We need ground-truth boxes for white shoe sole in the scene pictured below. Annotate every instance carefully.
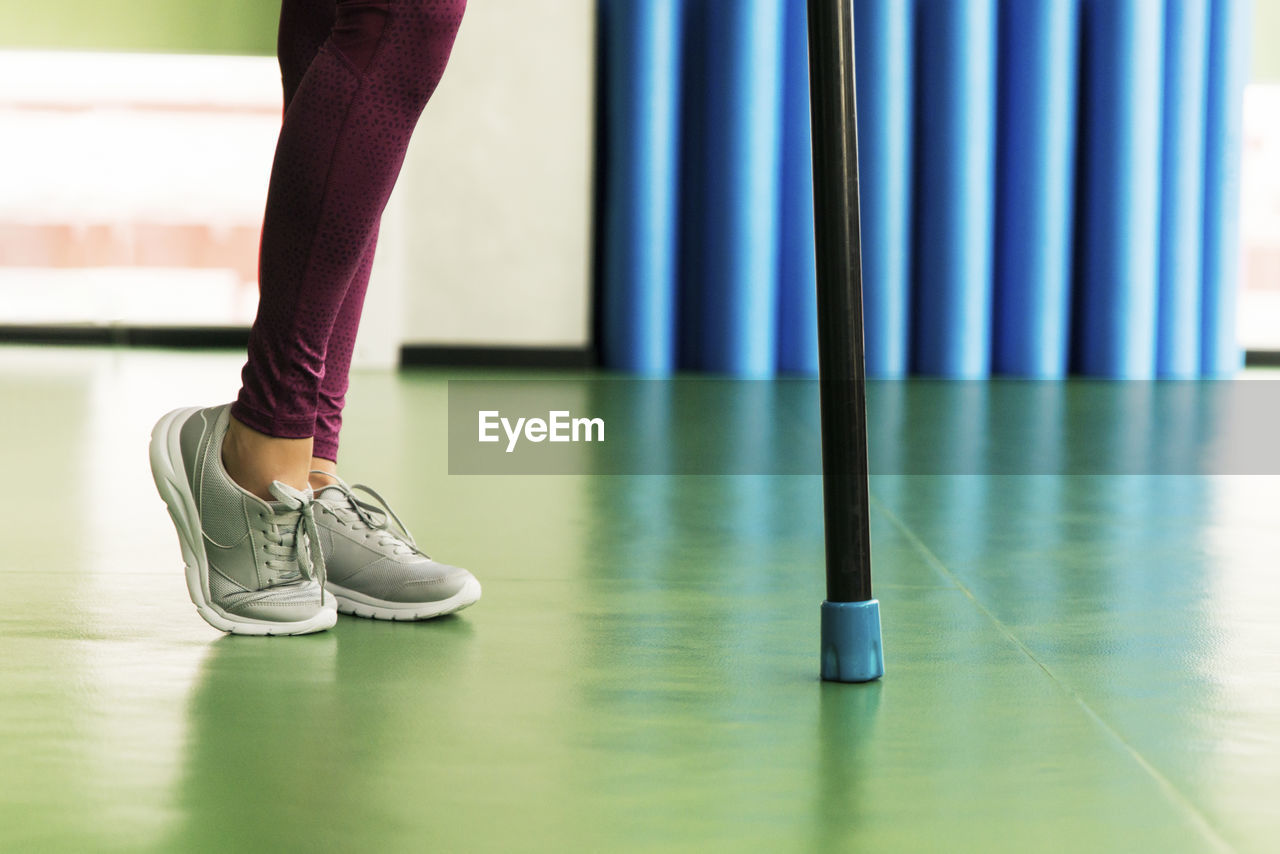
[149,406,338,637]
[328,576,482,621]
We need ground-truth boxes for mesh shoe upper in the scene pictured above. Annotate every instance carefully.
[177,405,328,620]
[313,476,473,605]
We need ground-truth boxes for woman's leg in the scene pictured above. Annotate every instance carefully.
[277,0,377,476]
[310,238,375,468]
[228,0,466,498]
[224,0,339,500]
[279,0,338,109]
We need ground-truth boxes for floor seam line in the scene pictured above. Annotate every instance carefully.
[871,495,1237,854]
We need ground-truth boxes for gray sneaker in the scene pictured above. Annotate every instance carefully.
[149,404,337,636]
[312,475,481,620]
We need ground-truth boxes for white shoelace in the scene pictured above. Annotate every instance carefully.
[264,485,327,602]
[311,471,429,559]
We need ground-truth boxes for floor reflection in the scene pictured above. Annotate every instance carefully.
[158,633,340,852]
[811,681,883,853]
[3,347,1278,851]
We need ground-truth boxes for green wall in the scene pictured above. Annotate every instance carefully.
[0,0,278,56]
[1,0,1276,81]
[1255,0,1280,83]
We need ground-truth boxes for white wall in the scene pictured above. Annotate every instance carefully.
[355,0,597,366]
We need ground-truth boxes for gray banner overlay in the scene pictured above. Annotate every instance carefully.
[447,379,1280,475]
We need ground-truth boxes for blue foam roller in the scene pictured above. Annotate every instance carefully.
[1201,0,1250,377]
[691,0,786,377]
[821,599,884,683]
[776,0,819,376]
[599,0,683,375]
[853,0,913,379]
[994,0,1080,379]
[1076,0,1165,379]
[913,0,997,378]
[1157,0,1210,378]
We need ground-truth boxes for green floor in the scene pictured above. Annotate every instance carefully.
[1,346,1277,852]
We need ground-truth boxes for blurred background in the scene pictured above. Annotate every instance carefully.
[0,0,1272,377]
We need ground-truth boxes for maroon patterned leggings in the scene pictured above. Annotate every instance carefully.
[232,0,466,461]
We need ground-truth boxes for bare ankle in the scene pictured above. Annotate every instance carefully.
[309,458,339,492]
[221,415,313,501]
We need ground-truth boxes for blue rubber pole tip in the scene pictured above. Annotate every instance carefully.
[821,599,884,682]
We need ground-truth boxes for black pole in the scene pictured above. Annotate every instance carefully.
[807,0,883,682]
